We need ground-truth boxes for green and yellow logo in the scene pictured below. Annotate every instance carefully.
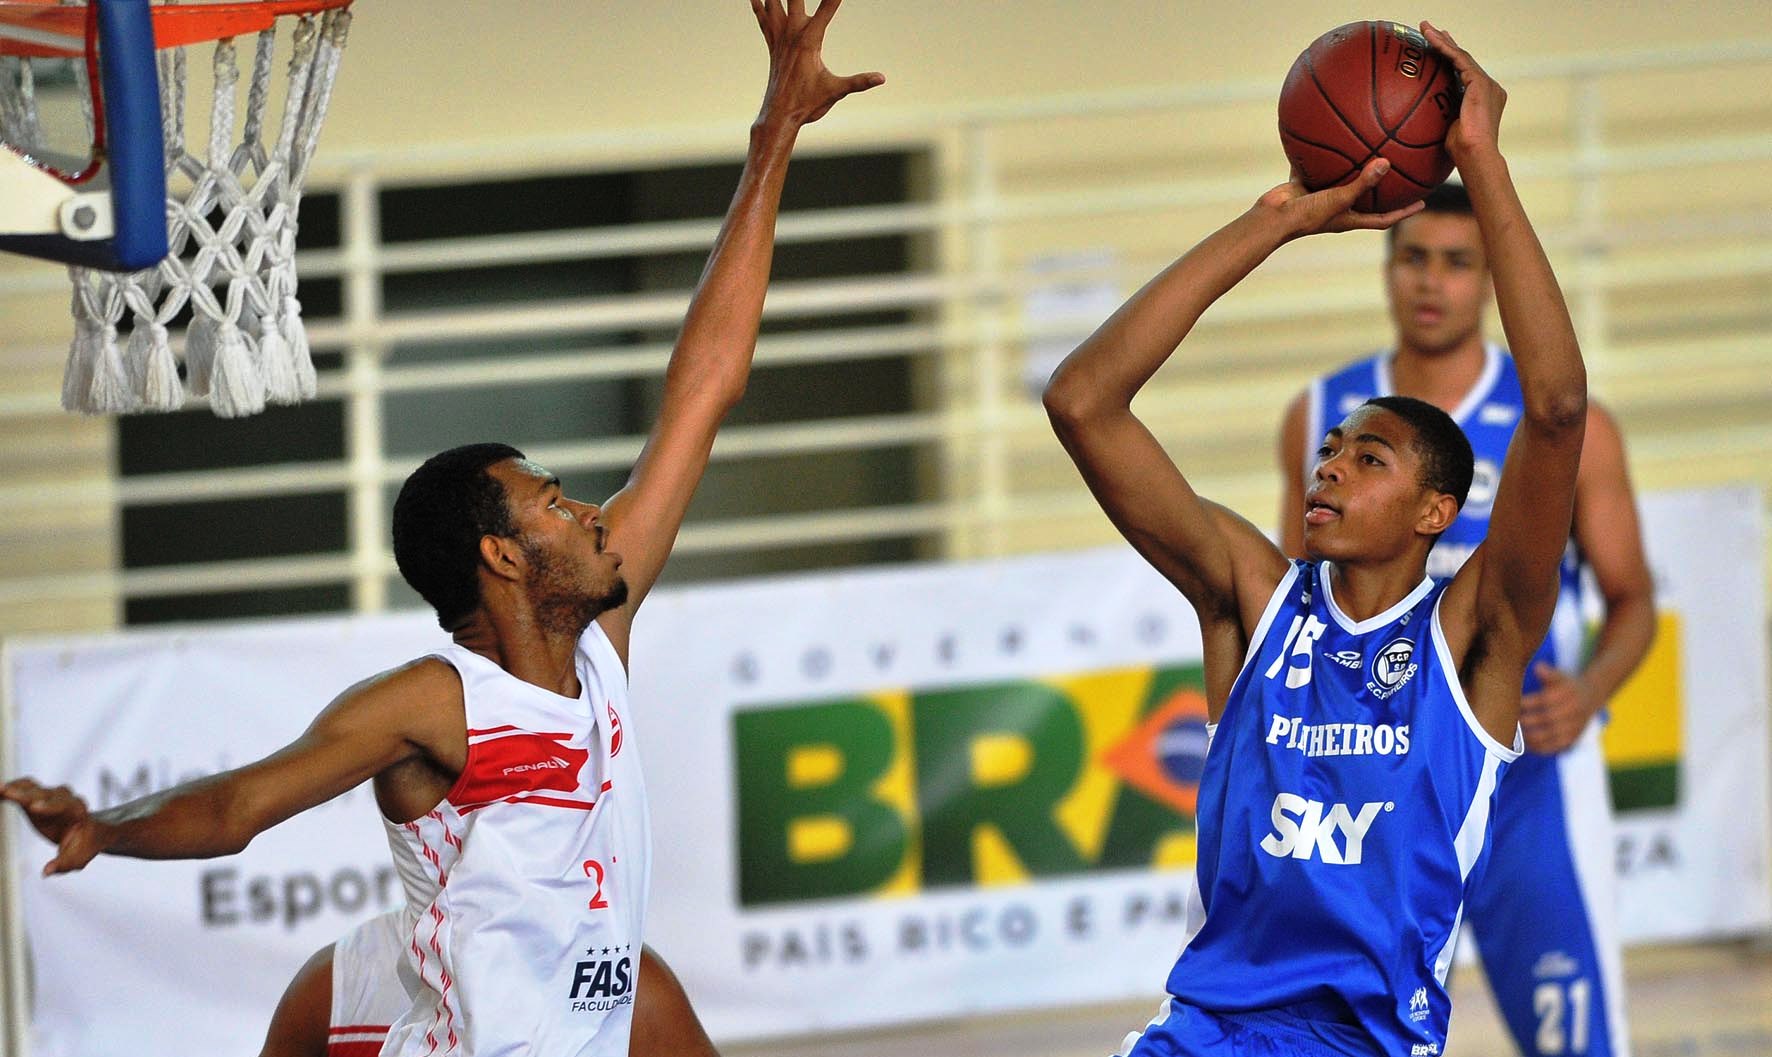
[732,664,1210,907]
[1603,612,1684,812]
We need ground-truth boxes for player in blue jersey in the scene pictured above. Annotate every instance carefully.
[1275,181,1656,1057]
[1045,25,1588,1057]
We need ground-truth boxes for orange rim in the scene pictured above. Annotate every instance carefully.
[0,0,352,58]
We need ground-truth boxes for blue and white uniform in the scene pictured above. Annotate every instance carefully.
[1300,345,1629,1057]
[1120,560,1521,1057]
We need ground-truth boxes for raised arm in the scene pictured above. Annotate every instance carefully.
[1518,402,1656,752]
[1043,161,1418,711]
[594,1,882,650]
[1428,23,1589,738]
[1,660,462,876]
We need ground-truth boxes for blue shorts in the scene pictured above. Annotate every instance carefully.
[1115,1000,1368,1057]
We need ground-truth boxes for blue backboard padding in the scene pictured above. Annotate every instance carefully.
[96,0,167,269]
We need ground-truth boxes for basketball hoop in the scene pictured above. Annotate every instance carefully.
[0,0,353,417]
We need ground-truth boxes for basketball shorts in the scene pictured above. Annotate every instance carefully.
[1114,999,1368,1057]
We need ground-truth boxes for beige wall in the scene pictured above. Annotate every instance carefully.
[333,0,1772,582]
[326,2,1764,151]
[0,1,1769,634]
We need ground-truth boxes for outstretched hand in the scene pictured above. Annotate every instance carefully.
[1,778,109,876]
[1421,22,1505,165]
[1257,158,1425,240]
[751,0,884,129]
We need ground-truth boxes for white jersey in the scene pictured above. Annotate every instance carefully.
[382,623,650,1057]
[329,911,412,1057]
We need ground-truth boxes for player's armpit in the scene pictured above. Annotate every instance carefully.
[225,657,468,842]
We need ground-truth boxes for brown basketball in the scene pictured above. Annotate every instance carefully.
[1278,21,1462,213]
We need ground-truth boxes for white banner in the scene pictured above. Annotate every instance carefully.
[1607,486,1771,939]
[637,544,1216,1039]
[5,487,1768,1053]
[7,618,446,1057]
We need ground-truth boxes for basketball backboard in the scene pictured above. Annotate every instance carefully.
[0,0,352,416]
[0,0,168,271]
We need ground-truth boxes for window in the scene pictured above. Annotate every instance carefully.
[117,149,936,624]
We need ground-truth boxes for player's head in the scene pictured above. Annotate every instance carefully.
[1384,182,1490,357]
[1302,396,1473,564]
[393,444,627,634]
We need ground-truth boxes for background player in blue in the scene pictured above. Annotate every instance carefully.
[1045,24,1589,1057]
[1275,181,1657,1055]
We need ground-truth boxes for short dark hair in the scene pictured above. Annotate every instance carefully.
[1387,181,1473,248]
[393,443,525,630]
[1359,395,1474,510]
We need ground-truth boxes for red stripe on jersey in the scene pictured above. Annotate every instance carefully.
[455,779,613,816]
[426,905,461,1056]
[447,728,591,810]
[467,726,574,741]
[507,794,599,811]
[328,1043,385,1057]
[329,1025,391,1035]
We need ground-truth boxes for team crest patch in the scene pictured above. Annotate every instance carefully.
[1368,638,1418,699]
[607,701,624,756]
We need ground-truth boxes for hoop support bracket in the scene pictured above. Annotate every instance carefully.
[0,147,113,241]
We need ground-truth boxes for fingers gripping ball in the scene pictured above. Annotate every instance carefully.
[1279,21,1462,212]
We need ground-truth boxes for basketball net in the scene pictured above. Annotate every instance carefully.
[3,2,351,417]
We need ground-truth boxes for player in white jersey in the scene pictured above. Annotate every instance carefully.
[1046,26,1592,1055]
[1275,185,1656,1056]
[3,4,881,1055]
[256,913,718,1057]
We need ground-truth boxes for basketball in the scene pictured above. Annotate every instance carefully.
[1278,21,1462,213]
